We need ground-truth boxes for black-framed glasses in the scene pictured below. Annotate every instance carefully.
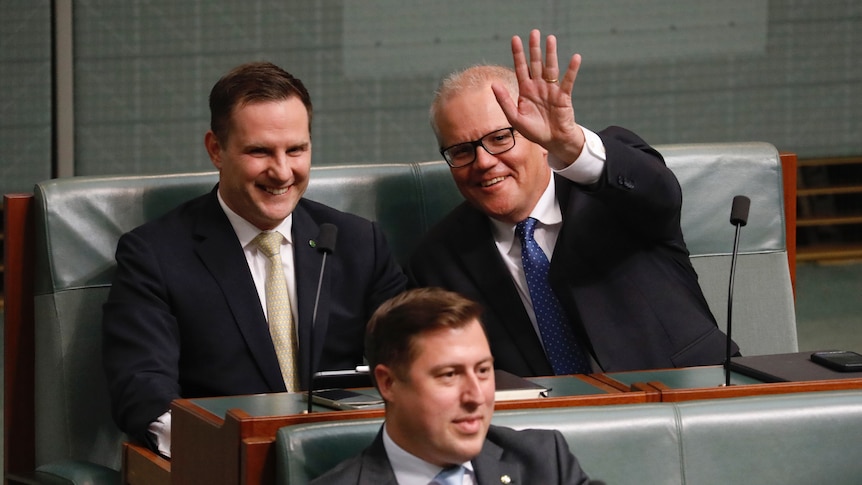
[440,127,517,168]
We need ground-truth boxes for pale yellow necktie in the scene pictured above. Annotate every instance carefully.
[253,231,299,391]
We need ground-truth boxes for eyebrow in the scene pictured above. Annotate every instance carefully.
[430,356,494,373]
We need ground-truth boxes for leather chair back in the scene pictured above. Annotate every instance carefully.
[276,390,862,484]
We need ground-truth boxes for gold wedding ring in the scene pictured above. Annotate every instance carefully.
[543,77,558,83]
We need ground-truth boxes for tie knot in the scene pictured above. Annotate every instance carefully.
[432,465,465,485]
[515,217,538,241]
[254,231,284,258]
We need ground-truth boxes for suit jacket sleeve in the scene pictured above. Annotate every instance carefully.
[102,227,183,445]
[584,125,685,245]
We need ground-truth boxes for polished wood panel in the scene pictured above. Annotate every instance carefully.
[3,194,36,481]
[122,443,170,485]
[779,151,797,295]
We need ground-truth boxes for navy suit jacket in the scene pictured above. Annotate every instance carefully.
[407,127,737,376]
[102,186,406,444]
[311,425,594,485]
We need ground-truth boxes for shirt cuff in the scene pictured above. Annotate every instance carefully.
[550,127,606,185]
[147,410,172,458]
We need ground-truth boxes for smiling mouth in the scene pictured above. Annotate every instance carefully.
[480,176,506,187]
[260,185,289,195]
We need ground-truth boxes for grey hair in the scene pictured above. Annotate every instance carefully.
[429,65,518,137]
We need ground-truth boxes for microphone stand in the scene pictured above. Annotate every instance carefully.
[725,195,750,386]
[307,224,337,413]
[307,253,329,413]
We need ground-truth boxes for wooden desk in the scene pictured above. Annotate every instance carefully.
[597,365,862,402]
[124,365,862,485]
[166,375,636,485]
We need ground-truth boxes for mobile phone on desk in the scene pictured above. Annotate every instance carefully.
[810,350,862,372]
[307,388,384,410]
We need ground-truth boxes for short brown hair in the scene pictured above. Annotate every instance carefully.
[365,288,484,381]
[208,61,313,143]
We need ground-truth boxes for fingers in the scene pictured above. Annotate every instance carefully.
[543,34,559,82]
[560,53,582,93]
[510,35,530,83]
[512,29,561,83]
[528,29,543,81]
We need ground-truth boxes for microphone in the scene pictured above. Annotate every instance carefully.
[724,195,750,386]
[307,223,338,413]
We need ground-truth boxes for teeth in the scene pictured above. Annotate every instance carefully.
[266,187,288,195]
[481,176,506,187]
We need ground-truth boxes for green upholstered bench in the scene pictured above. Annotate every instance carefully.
[3,142,797,483]
[276,390,862,485]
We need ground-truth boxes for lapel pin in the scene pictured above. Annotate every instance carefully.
[309,239,317,248]
[500,475,511,484]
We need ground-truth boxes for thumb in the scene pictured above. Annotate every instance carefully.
[491,82,518,124]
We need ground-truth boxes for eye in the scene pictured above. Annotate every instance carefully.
[287,144,309,156]
[486,130,514,147]
[447,144,473,160]
[436,368,457,381]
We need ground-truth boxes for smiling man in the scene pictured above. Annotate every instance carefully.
[408,30,735,377]
[102,62,406,457]
[313,288,593,485]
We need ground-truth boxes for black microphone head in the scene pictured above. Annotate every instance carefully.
[316,223,338,254]
[730,195,751,227]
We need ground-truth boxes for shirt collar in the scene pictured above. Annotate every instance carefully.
[382,423,473,485]
[217,190,293,248]
[490,172,562,253]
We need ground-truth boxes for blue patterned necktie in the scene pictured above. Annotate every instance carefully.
[515,217,591,375]
[432,465,465,485]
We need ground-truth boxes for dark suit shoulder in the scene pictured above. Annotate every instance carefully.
[483,425,593,485]
[408,201,487,273]
[124,186,219,242]
[485,424,564,448]
[310,453,363,485]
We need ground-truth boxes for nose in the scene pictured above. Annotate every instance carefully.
[267,153,293,183]
[472,144,498,169]
[461,371,488,405]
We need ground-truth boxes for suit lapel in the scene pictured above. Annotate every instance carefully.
[472,437,521,485]
[452,206,551,375]
[192,189,285,391]
[357,430,399,485]
[291,202,330,389]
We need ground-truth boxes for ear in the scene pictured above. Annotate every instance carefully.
[204,131,223,170]
[374,364,397,403]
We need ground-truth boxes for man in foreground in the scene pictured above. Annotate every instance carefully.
[313,288,595,484]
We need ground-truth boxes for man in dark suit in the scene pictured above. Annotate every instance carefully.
[102,62,407,456]
[407,29,736,377]
[313,288,595,485]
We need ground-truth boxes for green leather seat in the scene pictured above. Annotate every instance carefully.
[276,390,862,485]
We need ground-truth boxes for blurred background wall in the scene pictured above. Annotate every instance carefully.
[1,0,859,193]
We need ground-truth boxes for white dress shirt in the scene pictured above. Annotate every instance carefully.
[383,423,475,485]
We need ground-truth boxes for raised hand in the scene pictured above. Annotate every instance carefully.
[491,29,586,164]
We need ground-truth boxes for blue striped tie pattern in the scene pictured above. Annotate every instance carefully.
[254,231,299,391]
[432,465,465,485]
[515,217,591,375]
